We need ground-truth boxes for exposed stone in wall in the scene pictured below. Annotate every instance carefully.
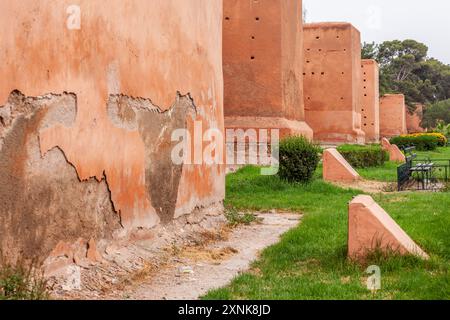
[303,22,365,144]
[360,60,380,142]
[380,94,407,138]
[0,91,120,262]
[406,103,425,133]
[106,93,197,224]
[0,0,225,262]
[223,0,313,139]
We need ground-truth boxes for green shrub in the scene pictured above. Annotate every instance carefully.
[278,136,321,183]
[337,144,388,168]
[0,257,48,300]
[390,134,440,151]
[224,206,259,227]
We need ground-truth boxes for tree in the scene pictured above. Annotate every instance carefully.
[422,99,450,128]
[361,40,450,113]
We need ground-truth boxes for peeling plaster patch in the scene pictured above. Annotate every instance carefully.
[108,93,197,223]
[0,89,202,262]
[0,91,120,263]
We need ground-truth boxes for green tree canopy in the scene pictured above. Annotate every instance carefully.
[422,99,450,128]
[362,40,450,113]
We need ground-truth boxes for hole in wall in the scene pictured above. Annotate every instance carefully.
[251,56,255,60]
[316,36,320,40]
[225,17,230,20]
[255,17,260,21]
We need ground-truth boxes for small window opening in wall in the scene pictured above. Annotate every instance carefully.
[306,60,310,63]
[255,17,260,21]
[316,36,320,40]
[321,72,325,75]
[364,94,367,97]
[364,86,367,89]
[303,73,306,76]
[307,97,311,100]
[364,123,367,126]
[336,35,340,39]
[341,72,345,75]
[318,48,322,52]
[362,109,365,112]
[340,97,344,100]
[225,17,230,21]
[363,79,366,82]
[307,48,311,51]
[251,56,255,60]
[251,36,255,40]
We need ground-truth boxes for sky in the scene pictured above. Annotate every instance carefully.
[303,0,450,64]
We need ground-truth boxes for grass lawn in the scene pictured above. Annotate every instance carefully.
[355,161,399,182]
[416,146,450,159]
[202,166,450,300]
[351,147,450,182]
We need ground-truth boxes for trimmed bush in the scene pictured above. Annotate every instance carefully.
[390,133,445,151]
[337,144,388,168]
[278,136,321,183]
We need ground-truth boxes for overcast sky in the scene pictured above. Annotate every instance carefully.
[303,0,450,64]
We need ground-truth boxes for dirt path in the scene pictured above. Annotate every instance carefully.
[333,179,393,193]
[121,212,302,300]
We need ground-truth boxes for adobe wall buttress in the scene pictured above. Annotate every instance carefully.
[303,22,365,144]
[380,94,407,138]
[406,103,425,133]
[223,0,313,139]
[0,0,225,261]
[360,59,380,142]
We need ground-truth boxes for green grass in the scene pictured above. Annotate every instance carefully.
[356,161,399,182]
[202,166,450,300]
[354,147,450,183]
[416,147,450,161]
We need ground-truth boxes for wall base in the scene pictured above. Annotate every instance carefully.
[225,116,313,140]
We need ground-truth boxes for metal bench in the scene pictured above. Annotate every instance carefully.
[397,146,437,191]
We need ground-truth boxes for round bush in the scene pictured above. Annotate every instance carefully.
[390,133,442,151]
[278,136,321,183]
